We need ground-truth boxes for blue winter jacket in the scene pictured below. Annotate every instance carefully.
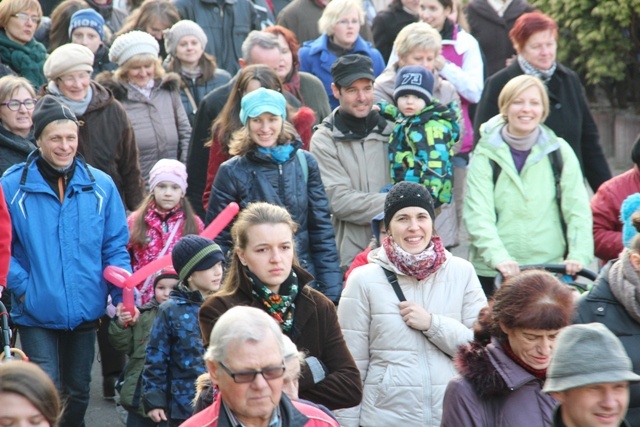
[299,34,386,109]
[1,153,130,329]
[205,141,343,302]
[177,69,232,126]
[142,285,206,423]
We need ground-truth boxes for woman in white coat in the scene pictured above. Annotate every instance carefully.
[337,181,487,427]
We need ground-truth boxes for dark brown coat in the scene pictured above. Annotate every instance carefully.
[198,266,363,410]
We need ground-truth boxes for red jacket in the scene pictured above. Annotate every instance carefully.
[591,165,640,262]
[180,392,339,427]
[0,186,10,288]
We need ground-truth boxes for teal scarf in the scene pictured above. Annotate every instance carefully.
[0,31,46,89]
[257,144,294,164]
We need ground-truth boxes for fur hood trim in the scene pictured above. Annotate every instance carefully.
[454,339,509,398]
[94,70,182,102]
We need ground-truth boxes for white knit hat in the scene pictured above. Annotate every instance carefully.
[44,44,94,81]
[163,20,207,57]
[109,30,159,66]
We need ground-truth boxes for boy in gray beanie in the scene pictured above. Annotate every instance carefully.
[543,323,640,427]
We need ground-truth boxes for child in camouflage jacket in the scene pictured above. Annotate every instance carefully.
[378,66,460,207]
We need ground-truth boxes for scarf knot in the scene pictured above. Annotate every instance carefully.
[517,55,557,84]
[382,235,446,280]
[248,269,299,333]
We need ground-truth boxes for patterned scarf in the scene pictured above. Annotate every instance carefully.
[257,143,294,164]
[517,54,557,84]
[248,269,299,333]
[608,250,640,324]
[382,235,446,281]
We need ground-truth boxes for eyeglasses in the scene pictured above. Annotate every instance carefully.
[59,72,92,85]
[218,361,286,383]
[336,18,360,26]
[12,13,41,24]
[1,98,37,111]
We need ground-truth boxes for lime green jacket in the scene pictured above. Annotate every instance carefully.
[464,115,593,277]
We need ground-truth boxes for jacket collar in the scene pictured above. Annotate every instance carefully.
[19,150,95,191]
[305,33,370,56]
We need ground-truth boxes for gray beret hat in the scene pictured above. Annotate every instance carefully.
[543,323,640,393]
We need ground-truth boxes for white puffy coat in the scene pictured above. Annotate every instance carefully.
[336,247,487,426]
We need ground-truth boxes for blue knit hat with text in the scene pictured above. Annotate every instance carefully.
[69,8,105,40]
[394,65,435,105]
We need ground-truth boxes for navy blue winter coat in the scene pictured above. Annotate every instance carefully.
[205,140,343,302]
[142,285,206,423]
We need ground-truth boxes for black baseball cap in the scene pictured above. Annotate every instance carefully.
[330,54,375,87]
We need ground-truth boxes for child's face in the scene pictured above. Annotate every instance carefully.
[154,278,178,304]
[397,94,427,116]
[187,262,224,296]
[152,181,183,212]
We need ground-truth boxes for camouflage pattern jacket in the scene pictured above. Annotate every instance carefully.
[142,284,206,423]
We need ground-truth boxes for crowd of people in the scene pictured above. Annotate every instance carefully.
[0,0,638,426]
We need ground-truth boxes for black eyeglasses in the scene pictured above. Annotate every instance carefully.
[1,99,37,111]
[218,361,286,383]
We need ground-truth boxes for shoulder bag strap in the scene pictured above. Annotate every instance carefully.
[381,267,406,302]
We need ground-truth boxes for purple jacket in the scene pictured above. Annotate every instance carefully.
[441,337,556,426]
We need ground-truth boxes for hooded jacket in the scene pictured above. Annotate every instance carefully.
[441,337,556,426]
[142,285,207,422]
[2,154,130,329]
[464,115,593,277]
[336,248,486,426]
[46,81,145,211]
[97,71,191,183]
[0,123,36,175]
[206,140,342,302]
[199,266,363,410]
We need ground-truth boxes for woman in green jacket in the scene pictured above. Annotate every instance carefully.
[464,75,593,297]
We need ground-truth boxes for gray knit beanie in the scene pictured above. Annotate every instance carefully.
[109,30,159,66]
[543,323,640,393]
[163,20,207,57]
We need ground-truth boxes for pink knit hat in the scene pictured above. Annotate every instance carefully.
[149,159,188,194]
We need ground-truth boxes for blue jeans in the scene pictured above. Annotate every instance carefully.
[19,326,97,427]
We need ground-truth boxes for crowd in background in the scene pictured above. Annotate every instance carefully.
[0,0,639,425]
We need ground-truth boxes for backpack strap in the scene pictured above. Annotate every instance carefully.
[549,148,567,252]
[296,149,308,183]
[381,267,406,302]
[489,158,501,186]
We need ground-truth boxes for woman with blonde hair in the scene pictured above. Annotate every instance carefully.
[205,88,342,303]
[298,0,385,109]
[199,201,361,409]
[0,0,46,88]
[0,75,37,174]
[99,30,191,183]
[464,74,593,297]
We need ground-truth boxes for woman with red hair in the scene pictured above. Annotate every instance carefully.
[473,11,611,192]
[441,269,575,426]
[263,25,331,124]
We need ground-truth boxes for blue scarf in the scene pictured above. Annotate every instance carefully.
[257,144,294,164]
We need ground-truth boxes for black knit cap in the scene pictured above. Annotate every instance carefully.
[153,268,179,289]
[171,235,225,281]
[33,95,79,140]
[384,181,436,228]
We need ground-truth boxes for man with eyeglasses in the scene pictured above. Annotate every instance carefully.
[0,95,132,427]
[182,306,340,427]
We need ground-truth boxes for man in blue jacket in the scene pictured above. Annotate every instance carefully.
[0,95,132,427]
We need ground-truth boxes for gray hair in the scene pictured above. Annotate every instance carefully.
[241,31,280,63]
[204,306,285,363]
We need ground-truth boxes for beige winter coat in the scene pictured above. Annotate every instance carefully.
[310,110,394,270]
[98,72,191,183]
[336,248,487,427]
